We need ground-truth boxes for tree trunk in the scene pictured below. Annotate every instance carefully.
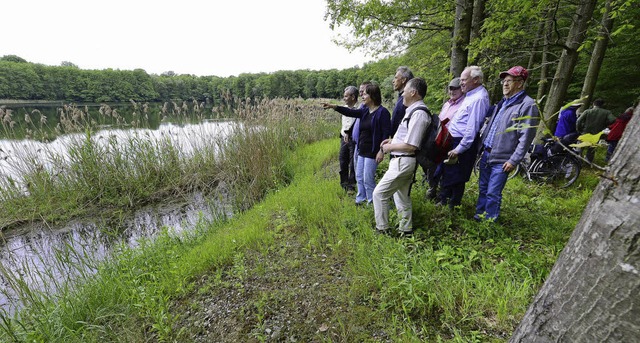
[470,0,486,41]
[527,20,545,71]
[580,0,615,112]
[536,8,555,103]
[511,105,640,342]
[541,0,598,135]
[450,0,474,76]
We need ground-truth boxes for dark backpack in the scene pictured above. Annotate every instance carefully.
[404,105,447,166]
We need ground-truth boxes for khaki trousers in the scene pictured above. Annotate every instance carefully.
[373,156,416,232]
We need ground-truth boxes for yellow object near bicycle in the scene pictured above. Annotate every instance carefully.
[571,133,602,148]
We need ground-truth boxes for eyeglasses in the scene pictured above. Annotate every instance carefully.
[449,87,461,91]
[500,79,523,85]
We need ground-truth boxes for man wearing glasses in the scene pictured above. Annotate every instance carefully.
[474,66,539,221]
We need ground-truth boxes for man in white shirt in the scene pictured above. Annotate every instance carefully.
[339,86,358,191]
[439,66,490,209]
[374,78,430,236]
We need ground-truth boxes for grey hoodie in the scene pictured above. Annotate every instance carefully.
[479,92,539,166]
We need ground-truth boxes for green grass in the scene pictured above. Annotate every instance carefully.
[0,136,597,342]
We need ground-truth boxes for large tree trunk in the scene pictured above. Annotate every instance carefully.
[450,0,474,76]
[541,0,598,135]
[511,105,640,342]
[580,0,615,112]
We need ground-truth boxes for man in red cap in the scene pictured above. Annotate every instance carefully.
[474,66,539,221]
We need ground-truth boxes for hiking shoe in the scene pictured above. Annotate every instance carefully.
[375,229,390,236]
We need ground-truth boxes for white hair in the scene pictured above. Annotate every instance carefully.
[344,86,358,99]
[465,66,484,84]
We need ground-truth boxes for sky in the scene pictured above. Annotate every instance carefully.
[3,0,370,77]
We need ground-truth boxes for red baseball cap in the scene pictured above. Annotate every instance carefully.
[499,66,528,81]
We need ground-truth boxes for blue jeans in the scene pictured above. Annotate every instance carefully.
[475,151,510,220]
[606,140,618,162]
[355,154,378,203]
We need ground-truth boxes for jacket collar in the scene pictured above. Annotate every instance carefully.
[498,90,527,108]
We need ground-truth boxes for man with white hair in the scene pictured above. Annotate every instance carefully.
[438,66,490,209]
[390,66,414,137]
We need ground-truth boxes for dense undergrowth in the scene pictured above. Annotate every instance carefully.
[0,134,600,342]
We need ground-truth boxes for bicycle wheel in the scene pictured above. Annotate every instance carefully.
[536,154,581,188]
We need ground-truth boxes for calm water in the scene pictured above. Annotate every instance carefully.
[0,119,234,191]
[0,100,229,140]
[0,116,236,314]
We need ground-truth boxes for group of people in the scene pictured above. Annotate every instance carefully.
[324,64,633,236]
[555,98,635,163]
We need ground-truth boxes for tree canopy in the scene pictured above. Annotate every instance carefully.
[326,0,640,115]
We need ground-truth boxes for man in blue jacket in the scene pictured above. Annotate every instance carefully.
[474,66,539,221]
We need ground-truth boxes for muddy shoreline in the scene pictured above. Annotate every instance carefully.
[0,188,234,313]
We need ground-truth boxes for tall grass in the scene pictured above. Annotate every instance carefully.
[0,97,335,229]
[0,139,338,342]
[0,108,597,341]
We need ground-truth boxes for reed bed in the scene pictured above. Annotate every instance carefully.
[0,97,336,230]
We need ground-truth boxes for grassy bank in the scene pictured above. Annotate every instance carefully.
[0,137,598,342]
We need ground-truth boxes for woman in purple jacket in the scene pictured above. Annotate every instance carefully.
[324,83,392,204]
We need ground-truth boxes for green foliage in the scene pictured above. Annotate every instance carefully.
[571,2,640,113]
[325,0,454,56]
[0,133,597,341]
[325,0,639,120]
[0,55,28,63]
[0,61,373,104]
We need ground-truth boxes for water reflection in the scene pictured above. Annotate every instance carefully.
[0,190,232,314]
[0,120,236,314]
[0,101,220,141]
[0,119,237,192]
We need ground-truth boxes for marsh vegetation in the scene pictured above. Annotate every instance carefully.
[0,96,601,341]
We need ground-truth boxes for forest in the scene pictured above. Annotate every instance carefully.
[0,55,390,107]
[2,0,639,121]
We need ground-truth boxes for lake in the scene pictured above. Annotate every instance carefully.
[0,101,236,314]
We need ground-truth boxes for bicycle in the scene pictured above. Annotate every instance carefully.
[474,138,582,188]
